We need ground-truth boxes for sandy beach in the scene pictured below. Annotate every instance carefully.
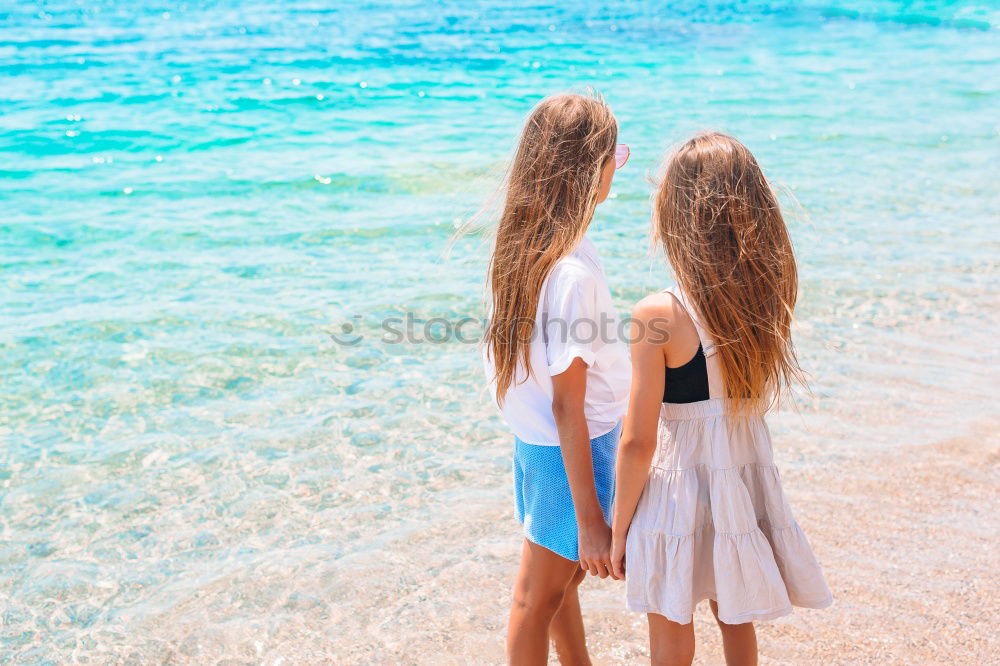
[579,419,1000,665]
[4,4,998,663]
[331,416,999,665]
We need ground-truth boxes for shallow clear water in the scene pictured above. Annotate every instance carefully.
[1,1,998,662]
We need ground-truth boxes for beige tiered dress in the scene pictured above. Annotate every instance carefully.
[625,287,832,624]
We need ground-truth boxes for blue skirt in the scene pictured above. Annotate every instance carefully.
[512,422,621,562]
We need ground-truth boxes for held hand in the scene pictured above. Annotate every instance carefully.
[577,519,613,579]
[609,533,626,581]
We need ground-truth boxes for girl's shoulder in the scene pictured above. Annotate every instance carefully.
[631,289,682,320]
[630,289,696,340]
[545,254,600,295]
[550,252,595,280]
[540,253,606,318]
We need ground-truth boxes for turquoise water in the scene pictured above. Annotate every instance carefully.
[2,1,998,662]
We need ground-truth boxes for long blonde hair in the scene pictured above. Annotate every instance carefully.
[654,132,803,413]
[484,93,618,402]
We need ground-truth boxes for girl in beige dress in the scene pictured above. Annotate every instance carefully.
[610,132,832,665]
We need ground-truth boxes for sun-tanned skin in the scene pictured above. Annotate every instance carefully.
[611,292,758,666]
[506,157,616,666]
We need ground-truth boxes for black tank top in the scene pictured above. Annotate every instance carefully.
[663,344,710,404]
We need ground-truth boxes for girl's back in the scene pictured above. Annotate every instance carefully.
[625,282,831,624]
[611,133,832,661]
[479,93,631,664]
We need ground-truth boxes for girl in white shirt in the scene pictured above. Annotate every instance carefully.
[482,93,631,665]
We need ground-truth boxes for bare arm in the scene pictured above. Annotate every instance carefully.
[552,357,613,578]
[610,299,668,580]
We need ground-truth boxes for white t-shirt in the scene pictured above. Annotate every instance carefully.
[483,236,631,445]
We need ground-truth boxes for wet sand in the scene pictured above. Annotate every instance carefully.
[336,417,998,664]
[579,419,1000,665]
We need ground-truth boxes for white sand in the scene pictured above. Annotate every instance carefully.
[332,418,998,664]
[131,419,998,664]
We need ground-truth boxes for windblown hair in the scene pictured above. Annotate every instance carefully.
[654,132,804,413]
[484,93,618,402]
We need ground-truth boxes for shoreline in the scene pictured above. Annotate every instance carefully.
[48,410,998,664]
[328,416,999,664]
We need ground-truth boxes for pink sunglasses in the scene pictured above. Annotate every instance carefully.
[614,144,630,169]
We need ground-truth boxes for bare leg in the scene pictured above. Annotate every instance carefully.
[709,600,758,666]
[549,568,591,665]
[647,613,695,666]
[508,539,585,665]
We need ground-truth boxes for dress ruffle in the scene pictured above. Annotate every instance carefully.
[625,402,832,624]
